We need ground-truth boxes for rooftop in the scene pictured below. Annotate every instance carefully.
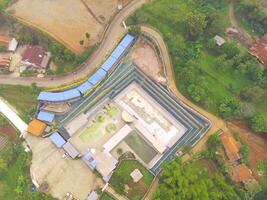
[249,35,267,66]
[22,45,50,68]
[232,164,253,183]
[27,119,46,136]
[220,134,241,163]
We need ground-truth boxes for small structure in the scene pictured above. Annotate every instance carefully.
[226,27,239,35]
[220,134,241,163]
[50,132,66,148]
[27,119,47,136]
[0,36,18,52]
[121,110,135,123]
[21,45,51,72]
[0,57,11,71]
[231,164,258,190]
[249,35,267,67]
[130,169,143,183]
[214,35,226,46]
[37,111,55,124]
[62,142,80,159]
[87,191,99,200]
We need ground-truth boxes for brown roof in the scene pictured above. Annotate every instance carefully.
[220,134,241,162]
[0,36,11,47]
[22,46,48,68]
[249,35,267,66]
[27,119,46,136]
[232,164,253,183]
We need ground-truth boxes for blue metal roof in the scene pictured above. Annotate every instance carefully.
[37,111,55,123]
[50,132,66,148]
[88,68,107,85]
[110,45,126,59]
[38,89,81,102]
[77,81,94,94]
[101,56,117,72]
[119,34,135,48]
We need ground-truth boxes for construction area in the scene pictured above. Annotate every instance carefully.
[8,0,132,53]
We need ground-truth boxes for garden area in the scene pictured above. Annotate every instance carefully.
[127,0,267,132]
[99,192,115,200]
[0,134,56,200]
[109,160,154,200]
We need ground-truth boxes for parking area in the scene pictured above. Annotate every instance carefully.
[26,135,103,200]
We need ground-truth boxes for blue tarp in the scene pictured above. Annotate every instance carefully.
[110,45,126,59]
[38,89,81,102]
[77,81,93,94]
[101,56,117,72]
[37,111,55,123]
[50,132,66,148]
[88,68,107,85]
[119,34,135,48]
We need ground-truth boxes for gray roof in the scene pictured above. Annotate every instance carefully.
[63,142,80,159]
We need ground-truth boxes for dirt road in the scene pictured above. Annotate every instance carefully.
[229,0,255,46]
[140,26,228,153]
[0,0,146,87]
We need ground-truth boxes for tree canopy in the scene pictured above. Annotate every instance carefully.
[153,158,242,200]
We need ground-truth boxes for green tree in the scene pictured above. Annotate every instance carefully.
[250,114,267,133]
[219,97,241,119]
[184,12,207,39]
[85,32,90,39]
[79,40,84,46]
[153,158,242,200]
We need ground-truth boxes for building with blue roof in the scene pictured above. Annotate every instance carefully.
[77,81,94,94]
[110,45,126,59]
[37,111,55,123]
[38,89,81,102]
[119,34,135,48]
[101,56,117,72]
[88,68,107,85]
[50,132,66,148]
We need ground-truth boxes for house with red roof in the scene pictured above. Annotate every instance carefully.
[249,35,267,67]
[21,45,51,73]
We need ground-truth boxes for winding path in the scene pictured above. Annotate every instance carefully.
[0,0,146,87]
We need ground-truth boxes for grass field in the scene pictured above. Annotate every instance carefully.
[124,131,157,164]
[0,84,40,123]
[110,160,154,200]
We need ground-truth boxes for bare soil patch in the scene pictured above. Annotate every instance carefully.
[130,39,164,82]
[0,124,17,141]
[199,158,218,176]
[9,0,107,53]
[227,120,267,183]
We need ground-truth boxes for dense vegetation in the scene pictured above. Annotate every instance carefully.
[128,0,267,132]
[0,84,40,122]
[0,0,11,11]
[0,139,57,200]
[236,0,267,36]
[153,158,244,200]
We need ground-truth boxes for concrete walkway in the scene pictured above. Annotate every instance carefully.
[0,98,27,137]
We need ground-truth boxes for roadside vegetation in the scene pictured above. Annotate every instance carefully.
[99,192,115,200]
[110,160,154,200]
[127,0,267,132]
[0,83,40,122]
[236,0,267,36]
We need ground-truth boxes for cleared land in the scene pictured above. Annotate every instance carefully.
[130,39,164,82]
[8,0,120,53]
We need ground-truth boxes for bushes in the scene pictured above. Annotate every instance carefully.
[250,114,267,133]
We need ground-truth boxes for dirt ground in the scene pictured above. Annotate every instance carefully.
[227,120,267,183]
[8,0,117,53]
[25,135,104,199]
[0,124,17,141]
[130,39,165,83]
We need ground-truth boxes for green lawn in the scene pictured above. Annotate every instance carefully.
[100,193,115,200]
[110,160,154,200]
[0,84,40,123]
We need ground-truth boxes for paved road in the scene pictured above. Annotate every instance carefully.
[0,0,146,87]
[140,26,229,153]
